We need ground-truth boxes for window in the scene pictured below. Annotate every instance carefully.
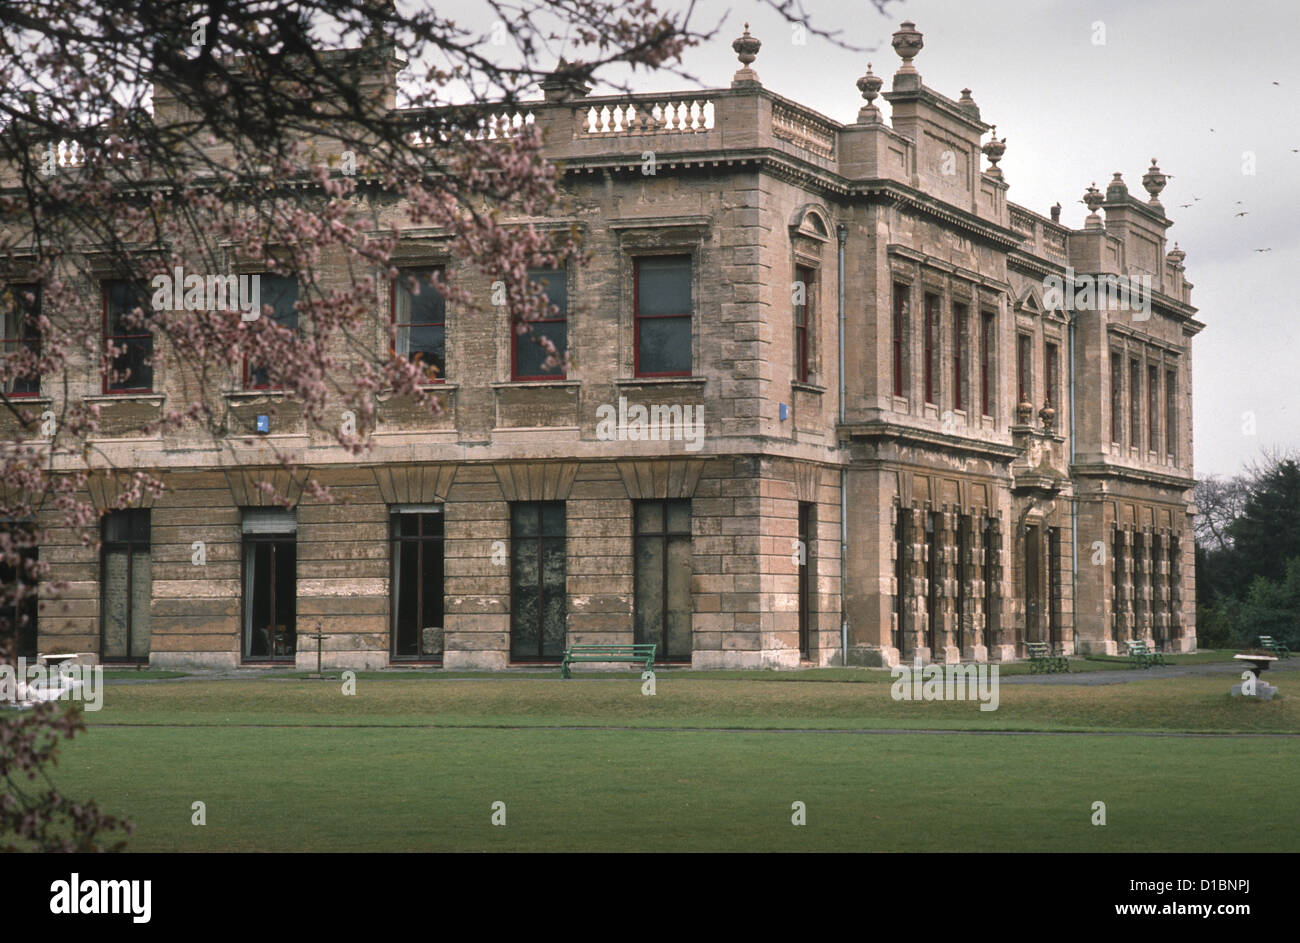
[1165,369,1177,460]
[955,514,969,652]
[893,508,907,653]
[983,516,998,649]
[980,311,994,416]
[246,275,298,389]
[925,511,939,651]
[101,509,151,661]
[1,531,38,659]
[103,279,152,392]
[513,268,567,381]
[635,256,691,377]
[1129,358,1141,448]
[1016,333,1032,406]
[1147,363,1159,452]
[923,294,939,405]
[1110,352,1123,444]
[797,502,814,658]
[1048,526,1062,646]
[892,284,909,398]
[510,502,566,661]
[634,499,691,661]
[242,508,296,660]
[393,266,446,383]
[953,302,968,412]
[3,283,40,396]
[793,266,814,383]
[1044,342,1059,410]
[390,507,444,661]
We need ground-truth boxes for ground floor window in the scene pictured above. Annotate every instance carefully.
[242,508,296,660]
[634,499,692,661]
[797,502,813,658]
[101,509,151,661]
[510,501,566,661]
[391,506,444,661]
[1,542,38,659]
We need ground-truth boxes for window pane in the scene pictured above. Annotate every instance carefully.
[421,536,444,654]
[394,539,419,656]
[512,503,538,538]
[514,321,566,378]
[407,322,445,377]
[634,535,664,648]
[102,545,130,658]
[637,257,691,315]
[273,540,296,656]
[665,534,693,657]
[398,269,445,325]
[541,502,566,536]
[666,499,691,534]
[637,317,691,375]
[529,268,567,313]
[129,547,151,658]
[106,280,149,334]
[261,275,299,330]
[635,501,662,534]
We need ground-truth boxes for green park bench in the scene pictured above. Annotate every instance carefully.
[1258,636,1291,659]
[561,643,657,679]
[1125,638,1166,668]
[1025,641,1068,674]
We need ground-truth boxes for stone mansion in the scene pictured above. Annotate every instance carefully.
[1,21,1200,669]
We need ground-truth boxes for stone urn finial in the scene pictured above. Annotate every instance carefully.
[732,23,761,85]
[957,87,980,120]
[1039,402,1057,432]
[1142,157,1168,207]
[1106,171,1128,201]
[891,21,924,74]
[856,63,884,123]
[1082,181,1104,228]
[982,125,1006,177]
[1016,399,1034,425]
[1167,242,1186,266]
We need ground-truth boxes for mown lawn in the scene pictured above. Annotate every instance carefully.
[34,666,1299,852]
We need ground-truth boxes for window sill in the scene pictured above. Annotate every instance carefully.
[617,377,707,387]
[791,381,826,394]
[225,389,287,401]
[491,380,578,389]
[85,392,164,405]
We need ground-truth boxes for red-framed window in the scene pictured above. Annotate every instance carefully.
[980,310,994,416]
[1016,332,1032,406]
[634,256,691,378]
[793,265,814,383]
[1147,362,1159,452]
[953,302,968,412]
[103,279,153,393]
[1110,351,1123,444]
[923,293,939,405]
[892,284,908,398]
[245,275,298,390]
[513,268,567,381]
[392,266,446,383]
[3,283,41,397]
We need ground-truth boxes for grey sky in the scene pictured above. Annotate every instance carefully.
[432,0,1300,479]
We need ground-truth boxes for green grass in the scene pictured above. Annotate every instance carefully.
[53,726,1300,852]
[30,666,1299,852]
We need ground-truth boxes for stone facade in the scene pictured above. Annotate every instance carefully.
[3,21,1200,669]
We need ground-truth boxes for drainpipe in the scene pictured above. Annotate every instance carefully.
[837,222,848,666]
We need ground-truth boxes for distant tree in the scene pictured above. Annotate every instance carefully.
[1225,458,1300,587]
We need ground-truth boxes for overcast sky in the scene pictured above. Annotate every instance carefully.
[439,0,1299,479]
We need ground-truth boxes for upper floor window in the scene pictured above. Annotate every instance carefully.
[394,266,446,383]
[892,284,909,398]
[635,256,691,377]
[103,279,152,393]
[953,302,968,412]
[1129,358,1141,448]
[3,283,40,397]
[513,268,567,381]
[246,275,298,390]
[979,310,994,416]
[1110,351,1123,444]
[923,293,939,405]
[793,265,814,384]
[1165,369,1177,460]
[1044,341,1059,410]
[1147,362,1159,452]
[1016,332,1032,407]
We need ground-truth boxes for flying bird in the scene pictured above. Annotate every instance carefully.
[1235,211,1250,217]
[1179,202,1193,208]
[1255,248,1272,252]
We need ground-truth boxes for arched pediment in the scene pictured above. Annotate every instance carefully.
[789,204,833,242]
